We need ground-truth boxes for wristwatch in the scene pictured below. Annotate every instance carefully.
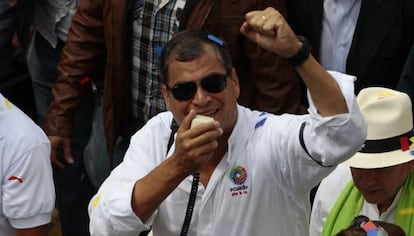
[286,36,312,67]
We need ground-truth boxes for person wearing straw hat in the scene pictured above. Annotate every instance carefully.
[310,87,414,236]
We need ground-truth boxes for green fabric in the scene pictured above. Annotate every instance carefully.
[321,180,363,236]
[322,173,414,236]
[394,172,414,234]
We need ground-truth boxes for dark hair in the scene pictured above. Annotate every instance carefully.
[159,30,233,84]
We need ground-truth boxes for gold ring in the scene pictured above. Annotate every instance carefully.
[261,15,267,20]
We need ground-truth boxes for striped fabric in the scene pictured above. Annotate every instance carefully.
[130,0,186,126]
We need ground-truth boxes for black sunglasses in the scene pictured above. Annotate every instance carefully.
[166,73,230,101]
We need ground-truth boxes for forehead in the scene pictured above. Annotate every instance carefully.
[351,163,406,175]
[167,48,226,84]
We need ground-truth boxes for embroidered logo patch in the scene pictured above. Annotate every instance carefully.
[229,165,249,197]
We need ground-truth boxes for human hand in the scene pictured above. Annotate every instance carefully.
[49,136,74,169]
[172,110,223,175]
[240,7,302,58]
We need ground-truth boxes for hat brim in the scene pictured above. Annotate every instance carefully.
[343,144,414,169]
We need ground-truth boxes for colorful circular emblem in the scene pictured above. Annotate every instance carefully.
[229,165,248,185]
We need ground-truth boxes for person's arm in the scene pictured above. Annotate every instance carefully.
[3,107,55,235]
[240,7,347,117]
[242,0,303,114]
[241,7,367,192]
[43,0,106,168]
[88,112,223,234]
[295,55,347,116]
[131,110,222,222]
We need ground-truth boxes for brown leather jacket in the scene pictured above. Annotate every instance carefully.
[44,0,133,156]
[181,0,304,114]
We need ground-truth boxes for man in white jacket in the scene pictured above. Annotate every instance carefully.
[88,7,367,236]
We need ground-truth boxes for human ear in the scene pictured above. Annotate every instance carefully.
[162,85,172,111]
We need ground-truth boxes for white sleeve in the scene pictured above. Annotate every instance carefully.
[303,71,367,166]
[88,141,156,235]
[88,114,172,235]
[3,142,55,229]
[88,177,148,236]
[267,71,366,195]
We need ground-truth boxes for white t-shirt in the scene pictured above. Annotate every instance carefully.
[309,164,401,236]
[0,94,55,234]
[89,72,367,236]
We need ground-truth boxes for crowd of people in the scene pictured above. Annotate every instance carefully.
[1,0,414,235]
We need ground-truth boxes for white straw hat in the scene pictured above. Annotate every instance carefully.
[343,87,414,169]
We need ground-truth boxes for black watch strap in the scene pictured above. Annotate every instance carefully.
[286,36,312,67]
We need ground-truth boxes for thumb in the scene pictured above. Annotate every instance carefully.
[62,139,75,164]
[179,110,197,132]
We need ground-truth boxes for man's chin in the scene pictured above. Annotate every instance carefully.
[362,194,382,205]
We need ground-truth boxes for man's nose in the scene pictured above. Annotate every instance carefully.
[192,86,211,105]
